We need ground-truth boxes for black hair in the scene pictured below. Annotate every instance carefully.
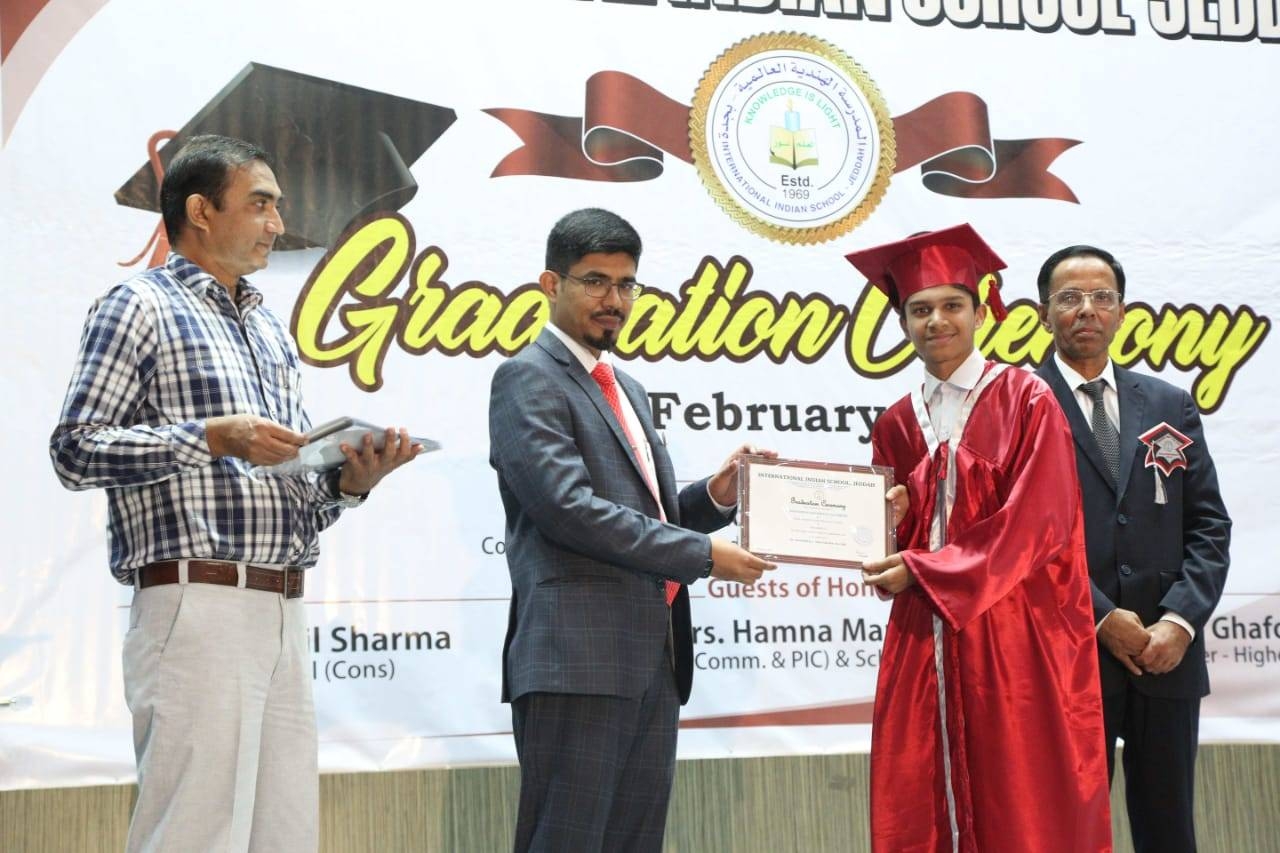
[160,134,272,244]
[545,208,642,273]
[1036,245,1126,303]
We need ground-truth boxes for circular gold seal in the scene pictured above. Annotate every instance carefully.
[690,32,896,245]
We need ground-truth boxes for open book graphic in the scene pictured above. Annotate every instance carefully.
[769,99,818,169]
[769,127,818,169]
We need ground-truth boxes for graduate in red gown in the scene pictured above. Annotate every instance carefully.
[848,226,1112,853]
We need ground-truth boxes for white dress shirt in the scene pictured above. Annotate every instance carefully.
[1051,354,1194,640]
[923,348,988,443]
[920,348,988,517]
[1053,354,1119,436]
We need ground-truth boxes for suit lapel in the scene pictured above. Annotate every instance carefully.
[535,331,654,494]
[617,370,678,517]
[1115,366,1146,503]
[1040,357,1116,494]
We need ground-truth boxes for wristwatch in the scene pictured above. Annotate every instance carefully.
[336,488,368,508]
[328,469,368,508]
[701,554,715,578]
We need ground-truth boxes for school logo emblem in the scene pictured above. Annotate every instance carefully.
[1139,421,1193,476]
[690,32,895,245]
[1138,421,1193,504]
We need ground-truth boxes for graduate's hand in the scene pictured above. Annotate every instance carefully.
[709,539,777,584]
[1133,620,1191,675]
[707,443,778,506]
[862,553,915,595]
[1098,608,1150,676]
[886,484,908,527]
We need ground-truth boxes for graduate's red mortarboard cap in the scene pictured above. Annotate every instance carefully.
[844,223,1008,320]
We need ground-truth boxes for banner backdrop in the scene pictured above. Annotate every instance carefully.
[2,0,1277,790]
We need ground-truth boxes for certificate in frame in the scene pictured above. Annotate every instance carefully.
[738,455,895,569]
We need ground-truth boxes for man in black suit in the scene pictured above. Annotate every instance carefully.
[488,208,776,853]
[1035,245,1231,853]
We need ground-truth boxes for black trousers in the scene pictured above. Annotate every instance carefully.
[1104,686,1201,853]
[511,664,680,853]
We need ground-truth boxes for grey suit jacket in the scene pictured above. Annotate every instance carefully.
[489,329,731,705]
[1038,357,1231,699]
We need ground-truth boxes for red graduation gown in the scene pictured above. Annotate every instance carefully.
[869,363,1111,853]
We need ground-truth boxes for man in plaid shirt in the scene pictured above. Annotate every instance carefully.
[50,134,420,853]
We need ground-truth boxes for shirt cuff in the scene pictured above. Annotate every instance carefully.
[1095,609,1114,633]
[318,467,346,504]
[174,421,215,467]
[1160,611,1196,641]
[707,483,736,516]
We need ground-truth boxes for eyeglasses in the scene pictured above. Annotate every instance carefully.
[1048,289,1122,311]
[558,271,643,300]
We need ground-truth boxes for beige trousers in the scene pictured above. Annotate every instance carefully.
[122,581,317,853]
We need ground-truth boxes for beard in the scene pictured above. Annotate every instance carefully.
[585,309,625,351]
[584,330,617,351]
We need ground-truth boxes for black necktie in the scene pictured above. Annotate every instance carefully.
[1080,380,1120,484]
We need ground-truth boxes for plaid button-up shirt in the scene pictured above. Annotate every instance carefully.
[51,253,344,584]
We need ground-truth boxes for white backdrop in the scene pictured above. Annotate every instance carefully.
[2,0,1277,790]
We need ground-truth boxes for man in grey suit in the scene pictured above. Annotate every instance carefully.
[1035,245,1231,853]
[489,208,776,853]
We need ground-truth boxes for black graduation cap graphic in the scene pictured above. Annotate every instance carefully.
[115,63,456,251]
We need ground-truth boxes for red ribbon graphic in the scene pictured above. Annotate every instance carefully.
[485,72,692,183]
[486,72,1080,202]
[118,129,177,268]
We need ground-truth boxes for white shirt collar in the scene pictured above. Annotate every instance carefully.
[923,347,987,401]
[1053,353,1116,394]
[545,321,611,373]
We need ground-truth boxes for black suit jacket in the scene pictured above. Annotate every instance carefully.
[1038,357,1231,698]
[489,329,731,706]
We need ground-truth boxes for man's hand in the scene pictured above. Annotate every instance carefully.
[337,428,422,496]
[861,552,915,595]
[206,415,306,465]
[886,484,908,527]
[709,538,777,584]
[1098,608,1152,676]
[707,443,778,507]
[1133,620,1192,675]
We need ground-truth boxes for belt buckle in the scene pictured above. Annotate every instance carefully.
[282,565,301,599]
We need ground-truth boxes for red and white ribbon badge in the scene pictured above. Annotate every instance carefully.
[1137,421,1193,505]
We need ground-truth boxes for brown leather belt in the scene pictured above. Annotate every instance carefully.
[137,560,304,599]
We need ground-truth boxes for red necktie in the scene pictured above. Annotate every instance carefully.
[590,362,680,607]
